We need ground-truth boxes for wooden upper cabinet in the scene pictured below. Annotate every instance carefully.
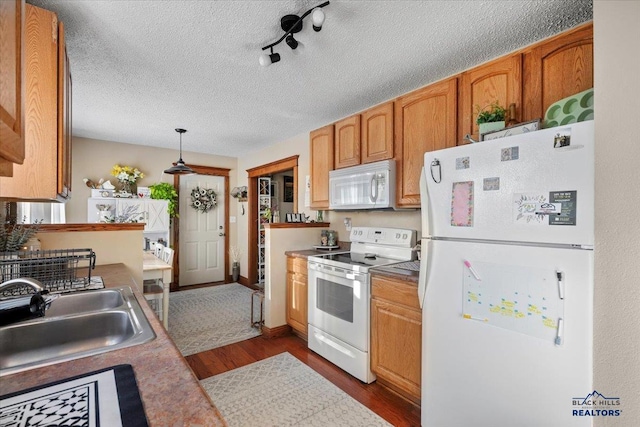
[522,22,593,122]
[58,21,72,198]
[0,0,26,176]
[309,124,334,209]
[334,115,361,169]
[361,102,394,164]
[460,54,522,142]
[0,4,71,201]
[395,77,457,207]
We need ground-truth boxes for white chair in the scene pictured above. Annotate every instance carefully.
[162,246,174,266]
[144,244,171,326]
[154,243,164,258]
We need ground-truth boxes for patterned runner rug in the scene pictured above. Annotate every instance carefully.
[168,284,261,356]
[201,352,392,427]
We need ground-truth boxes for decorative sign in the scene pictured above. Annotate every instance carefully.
[549,191,577,226]
[451,181,474,227]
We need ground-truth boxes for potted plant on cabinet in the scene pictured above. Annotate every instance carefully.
[475,101,506,137]
[149,183,179,219]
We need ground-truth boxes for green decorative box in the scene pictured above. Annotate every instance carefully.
[543,88,594,129]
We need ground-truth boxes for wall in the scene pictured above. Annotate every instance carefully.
[593,2,640,426]
[70,136,238,223]
[36,229,144,288]
[236,132,312,278]
[264,226,320,328]
[237,133,422,278]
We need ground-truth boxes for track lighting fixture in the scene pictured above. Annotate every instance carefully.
[259,1,329,66]
[164,128,194,175]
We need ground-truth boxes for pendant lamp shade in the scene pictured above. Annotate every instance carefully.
[164,128,195,175]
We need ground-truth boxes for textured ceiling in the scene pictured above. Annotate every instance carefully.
[28,0,592,157]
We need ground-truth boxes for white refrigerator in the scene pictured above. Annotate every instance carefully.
[418,121,594,427]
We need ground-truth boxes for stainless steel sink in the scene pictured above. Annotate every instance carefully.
[0,286,156,376]
[45,288,124,317]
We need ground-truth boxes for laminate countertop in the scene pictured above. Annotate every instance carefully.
[1,264,227,427]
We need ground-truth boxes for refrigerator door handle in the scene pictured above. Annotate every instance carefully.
[417,238,431,308]
[420,167,430,237]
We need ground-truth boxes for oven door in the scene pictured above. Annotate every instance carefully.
[308,261,369,351]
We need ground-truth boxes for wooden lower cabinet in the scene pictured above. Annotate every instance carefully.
[371,275,421,404]
[286,257,308,338]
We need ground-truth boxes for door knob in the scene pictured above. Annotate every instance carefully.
[219,232,226,236]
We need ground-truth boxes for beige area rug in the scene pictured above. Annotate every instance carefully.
[201,352,392,427]
[168,284,261,356]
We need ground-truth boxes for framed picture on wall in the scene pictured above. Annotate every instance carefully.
[284,176,294,202]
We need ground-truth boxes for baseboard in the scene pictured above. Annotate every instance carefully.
[261,324,292,339]
[375,377,421,407]
[236,275,252,287]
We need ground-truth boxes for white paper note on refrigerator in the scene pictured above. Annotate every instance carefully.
[462,261,564,343]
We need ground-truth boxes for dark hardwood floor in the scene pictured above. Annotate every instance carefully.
[185,334,421,427]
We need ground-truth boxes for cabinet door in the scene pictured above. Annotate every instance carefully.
[0,0,26,171]
[57,20,71,198]
[334,115,361,169]
[146,200,169,232]
[460,54,522,141]
[0,5,67,200]
[286,271,308,335]
[361,102,394,164]
[395,78,457,207]
[309,124,334,209]
[522,23,593,122]
[116,199,145,224]
[371,297,422,401]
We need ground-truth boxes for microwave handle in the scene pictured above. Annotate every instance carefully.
[370,175,378,203]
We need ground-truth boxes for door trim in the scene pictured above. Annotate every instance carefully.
[172,165,230,289]
[246,155,299,286]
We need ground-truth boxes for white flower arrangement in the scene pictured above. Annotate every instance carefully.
[190,186,217,213]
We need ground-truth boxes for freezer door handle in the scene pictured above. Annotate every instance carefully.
[420,167,430,237]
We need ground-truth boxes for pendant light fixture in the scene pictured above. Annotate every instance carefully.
[164,128,194,175]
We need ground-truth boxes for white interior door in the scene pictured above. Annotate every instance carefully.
[179,175,226,286]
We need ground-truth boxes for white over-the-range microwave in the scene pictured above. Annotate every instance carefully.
[329,159,396,210]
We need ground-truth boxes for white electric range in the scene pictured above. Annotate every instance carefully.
[307,226,417,383]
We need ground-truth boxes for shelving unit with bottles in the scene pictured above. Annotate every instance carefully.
[257,177,272,288]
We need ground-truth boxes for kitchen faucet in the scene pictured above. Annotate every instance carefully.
[0,277,46,294]
[0,278,49,326]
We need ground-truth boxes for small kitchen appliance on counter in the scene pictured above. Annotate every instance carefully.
[307,226,416,383]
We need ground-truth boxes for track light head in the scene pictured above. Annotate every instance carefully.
[285,34,298,50]
[312,8,325,31]
[259,50,281,67]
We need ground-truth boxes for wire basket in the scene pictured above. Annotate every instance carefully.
[0,248,97,297]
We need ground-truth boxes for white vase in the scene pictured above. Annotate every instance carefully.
[478,121,505,138]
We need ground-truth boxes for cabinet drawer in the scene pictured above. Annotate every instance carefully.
[371,275,420,310]
[287,257,308,275]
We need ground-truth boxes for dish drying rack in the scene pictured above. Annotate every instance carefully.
[0,248,103,298]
